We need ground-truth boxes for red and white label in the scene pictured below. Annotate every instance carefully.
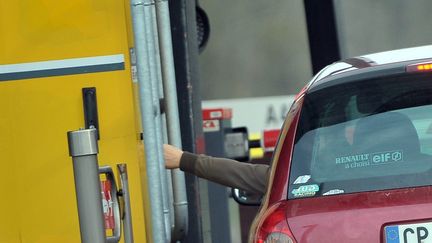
[202,108,232,120]
[101,180,115,230]
[203,120,220,132]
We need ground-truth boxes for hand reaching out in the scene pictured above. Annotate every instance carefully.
[163,144,184,169]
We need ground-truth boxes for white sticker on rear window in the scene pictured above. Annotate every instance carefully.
[323,189,344,196]
[293,191,316,198]
[293,175,311,184]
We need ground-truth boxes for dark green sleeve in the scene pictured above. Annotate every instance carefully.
[179,152,269,194]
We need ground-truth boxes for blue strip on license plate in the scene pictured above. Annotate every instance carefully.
[385,222,432,243]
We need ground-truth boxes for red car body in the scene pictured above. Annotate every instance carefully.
[251,45,432,243]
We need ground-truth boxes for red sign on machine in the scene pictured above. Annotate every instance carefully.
[202,108,231,132]
[203,119,220,132]
[202,108,232,120]
[101,180,115,230]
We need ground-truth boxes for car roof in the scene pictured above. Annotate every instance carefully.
[308,45,432,91]
[363,45,432,65]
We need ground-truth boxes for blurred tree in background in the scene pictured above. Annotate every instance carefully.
[198,0,432,100]
[198,0,311,99]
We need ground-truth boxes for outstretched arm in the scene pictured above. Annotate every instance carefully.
[164,144,269,194]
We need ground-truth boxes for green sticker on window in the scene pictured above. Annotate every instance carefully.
[292,184,319,196]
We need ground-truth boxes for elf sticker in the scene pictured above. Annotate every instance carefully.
[371,150,403,164]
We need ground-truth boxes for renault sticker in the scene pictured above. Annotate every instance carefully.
[335,153,369,164]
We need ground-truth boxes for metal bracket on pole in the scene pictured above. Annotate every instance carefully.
[67,128,106,243]
[118,164,134,243]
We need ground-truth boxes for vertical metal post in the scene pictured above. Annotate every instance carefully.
[129,1,167,242]
[149,20,173,243]
[143,0,172,241]
[67,128,106,243]
[169,0,205,242]
[155,0,189,241]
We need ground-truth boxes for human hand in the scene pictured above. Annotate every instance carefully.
[163,144,184,169]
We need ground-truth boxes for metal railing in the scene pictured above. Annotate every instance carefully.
[130,0,189,242]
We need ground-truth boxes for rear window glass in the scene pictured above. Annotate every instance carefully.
[288,73,432,199]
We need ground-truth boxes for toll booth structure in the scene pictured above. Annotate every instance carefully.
[0,1,190,243]
[1,2,148,242]
[201,108,259,243]
[202,106,282,243]
[201,108,234,243]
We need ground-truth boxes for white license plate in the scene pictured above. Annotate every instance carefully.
[385,222,432,243]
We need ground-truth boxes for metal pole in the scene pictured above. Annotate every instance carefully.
[155,0,189,240]
[129,1,167,242]
[144,1,172,241]
[150,6,173,241]
[67,128,106,243]
[169,0,205,241]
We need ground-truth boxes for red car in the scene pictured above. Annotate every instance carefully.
[251,45,432,243]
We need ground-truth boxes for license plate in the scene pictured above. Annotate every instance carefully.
[385,222,432,243]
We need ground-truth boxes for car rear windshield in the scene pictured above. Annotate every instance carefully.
[288,73,432,199]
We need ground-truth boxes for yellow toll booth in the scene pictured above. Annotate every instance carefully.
[0,1,154,242]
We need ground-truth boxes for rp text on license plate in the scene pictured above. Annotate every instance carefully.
[385,222,432,243]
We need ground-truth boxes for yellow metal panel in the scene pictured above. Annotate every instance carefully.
[0,0,127,63]
[0,83,19,243]
[0,1,150,242]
